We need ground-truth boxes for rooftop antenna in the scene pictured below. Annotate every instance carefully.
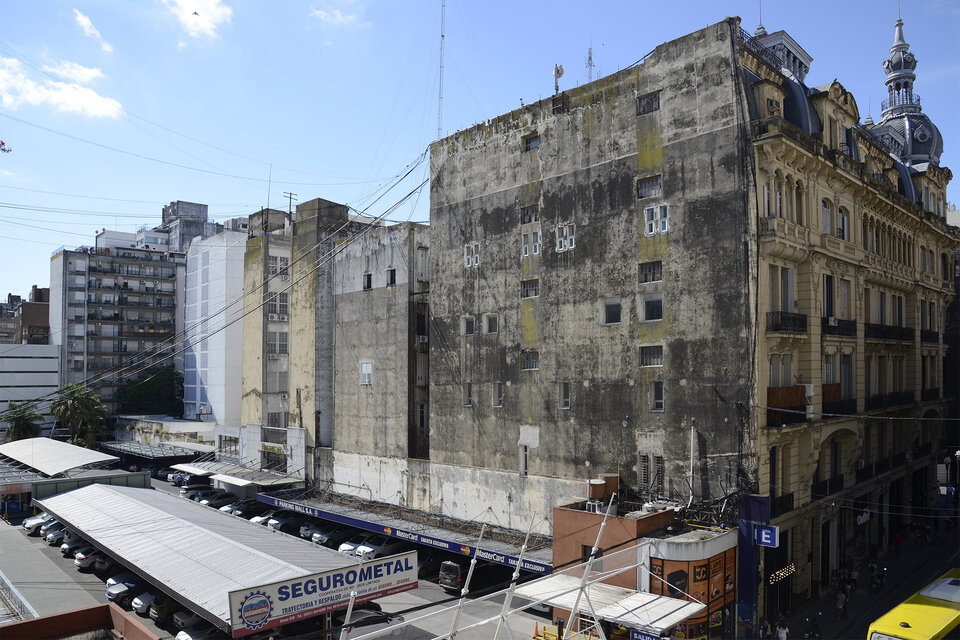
[282,192,297,215]
[553,63,564,94]
[437,0,445,139]
[586,45,594,82]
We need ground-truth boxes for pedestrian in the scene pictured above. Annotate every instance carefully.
[758,617,772,639]
[894,532,902,559]
[776,617,790,640]
[851,566,859,592]
[836,590,847,619]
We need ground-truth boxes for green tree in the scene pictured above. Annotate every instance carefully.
[2,401,44,442]
[115,369,184,417]
[50,383,110,449]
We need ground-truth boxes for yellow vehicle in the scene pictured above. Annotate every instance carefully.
[867,568,960,640]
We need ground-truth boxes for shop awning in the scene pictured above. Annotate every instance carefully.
[515,574,705,636]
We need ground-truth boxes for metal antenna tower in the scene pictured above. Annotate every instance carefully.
[586,46,594,82]
[437,0,445,139]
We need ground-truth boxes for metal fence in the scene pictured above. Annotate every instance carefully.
[0,567,37,624]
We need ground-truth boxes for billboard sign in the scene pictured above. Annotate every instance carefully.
[228,551,418,637]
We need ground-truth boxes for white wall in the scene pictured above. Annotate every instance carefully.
[0,343,59,431]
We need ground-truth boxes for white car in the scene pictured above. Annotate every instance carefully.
[131,591,155,615]
[248,509,279,526]
[74,546,100,569]
[353,535,410,561]
[106,571,137,588]
[22,512,53,534]
[338,533,372,556]
[173,610,202,630]
[175,620,222,640]
[60,538,87,556]
[45,526,69,545]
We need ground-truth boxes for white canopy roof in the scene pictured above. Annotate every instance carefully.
[173,460,301,487]
[0,438,117,476]
[515,574,705,636]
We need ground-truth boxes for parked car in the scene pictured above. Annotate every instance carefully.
[93,554,114,573]
[152,466,171,479]
[44,526,69,546]
[179,482,213,497]
[228,500,272,519]
[266,512,309,535]
[312,526,355,549]
[299,520,326,540]
[200,493,236,509]
[39,519,62,537]
[74,546,100,570]
[106,577,144,608]
[354,536,411,561]
[175,620,223,640]
[167,471,185,484]
[439,560,466,593]
[150,593,182,624]
[338,533,373,556]
[60,538,87,556]
[61,529,80,545]
[188,488,222,502]
[131,591,155,615]
[178,475,211,488]
[173,610,202,630]
[249,509,281,526]
[417,549,442,580]
[106,571,137,588]
[22,512,53,534]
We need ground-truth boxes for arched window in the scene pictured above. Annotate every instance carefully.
[836,207,850,241]
[821,200,833,235]
[762,172,771,217]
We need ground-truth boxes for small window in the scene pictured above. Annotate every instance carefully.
[532,230,541,255]
[520,444,529,476]
[637,91,661,115]
[523,133,540,152]
[484,314,499,334]
[559,381,571,409]
[363,273,372,290]
[641,345,663,367]
[644,205,670,236]
[637,175,662,199]
[602,299,622,325]
[652,380,664,411]
[556,223,576,252]
[386,268,397,286]
[462,383,473,407]
[522,233,530,257]
[639,261,662,283]
[464,242,481,268]
[644,297,663,321]
[521,205,540,224]
[461,316,475,336]
[522,350,540,370]
[360,361,373,386]
[521,279,540,298]
[492,382,504,407]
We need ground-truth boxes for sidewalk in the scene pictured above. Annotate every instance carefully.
[786,528,960,639]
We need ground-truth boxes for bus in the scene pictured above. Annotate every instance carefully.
[867,568,960,640]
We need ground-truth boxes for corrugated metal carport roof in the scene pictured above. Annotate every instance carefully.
[100,440,200,459]
[35,484,355,631]
[0,438,118,476]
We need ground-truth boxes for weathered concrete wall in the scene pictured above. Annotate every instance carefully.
[428,17,755,514]
[241,236,265,428]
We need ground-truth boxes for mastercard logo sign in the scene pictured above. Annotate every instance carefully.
[461,545,471,555]
[383,527,392,535]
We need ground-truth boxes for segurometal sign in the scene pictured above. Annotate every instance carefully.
[258,494,552,573]
[228,551,418,637]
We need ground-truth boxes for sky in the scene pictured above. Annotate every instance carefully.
[1,1,958,298]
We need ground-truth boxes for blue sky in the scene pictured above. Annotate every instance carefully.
[2,1,958,297]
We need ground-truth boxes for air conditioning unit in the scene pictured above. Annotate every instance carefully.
[418,335,429,343]
[827,316,839,327]
[856,459,866,470]
[268,313,279,321]
[279,315,288,321]
[268,353,280,360]
[279,392,288,400]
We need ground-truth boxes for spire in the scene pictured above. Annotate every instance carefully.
[881,13,919,118]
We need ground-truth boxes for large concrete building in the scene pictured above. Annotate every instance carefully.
[427,14,956,619]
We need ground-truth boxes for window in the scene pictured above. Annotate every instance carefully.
[520,445,529,476]
[602,299,621,325]
[823,275,834,318]
[363,273,372,290]
[639,261,662,283]
[841,354,854,400]
[278,332,288,355]
[532,230,541,255]
[521,204,540,224]
[386,268,397,286]
[823,353,837,385]
[653,455,665,494]
[462,383,473,407]
[837,207,849,241]
[644,205,670,236]
[652,381,664,411]
[637,91,660,115]
[522,133,539,152]
[877,291,886,325]
[278,257,289,277]
[522,233,530,257]
[644,297,663,321]
[464,242,481,268]
[219,435,239,457]
[641,345,663,367]
[521,279,539,298]
[266,331,278,354]
[637,175,662,199]
[556,223,576,252]
[278,293,289,315]
[360,361,372,386]
[639,454,650,488]
[821,200,833,235]
[268,256,278,275]
[266,292,278,315]
[559,382,571,409]
[522,350,539,370]
[483,314,499,334]
[418,403,428,429]
[461,316,475,336]
[266,413,286,429]
[492,382,504,407]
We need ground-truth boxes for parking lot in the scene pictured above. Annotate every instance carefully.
[3,476,546,639]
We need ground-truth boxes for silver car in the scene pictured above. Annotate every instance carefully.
[22,512,53,534]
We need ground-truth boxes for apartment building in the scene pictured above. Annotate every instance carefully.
[428,14,956,617]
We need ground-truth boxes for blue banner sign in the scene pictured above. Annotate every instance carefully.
[631,630,660,640]
[258,494,552,573]
[755,524,779,548]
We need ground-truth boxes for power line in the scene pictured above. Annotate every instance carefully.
[744,401,960,422]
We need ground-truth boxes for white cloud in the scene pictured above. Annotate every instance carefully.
[0,58,122,119]
[0,170,15,178]
[310,4,369,29]
[73,9,114,53]
[41,61,105,85]
[161,0,233,39]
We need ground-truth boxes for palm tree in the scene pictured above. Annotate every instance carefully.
[50,383,110,449]
[2,401,44,443]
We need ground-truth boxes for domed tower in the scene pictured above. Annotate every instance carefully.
[872,14,944,166]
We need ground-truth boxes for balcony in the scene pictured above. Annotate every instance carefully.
[921,330,939,344]
[821,383,856,416]
[921,387,940,402]
[881,93,921,112]
[771,492,795,518]
[821,316,857,337]
[812,474,845,498]
[866,391,915,410]
[766,311,807,334]
[865,323,914,341]
[766,385,809,427]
